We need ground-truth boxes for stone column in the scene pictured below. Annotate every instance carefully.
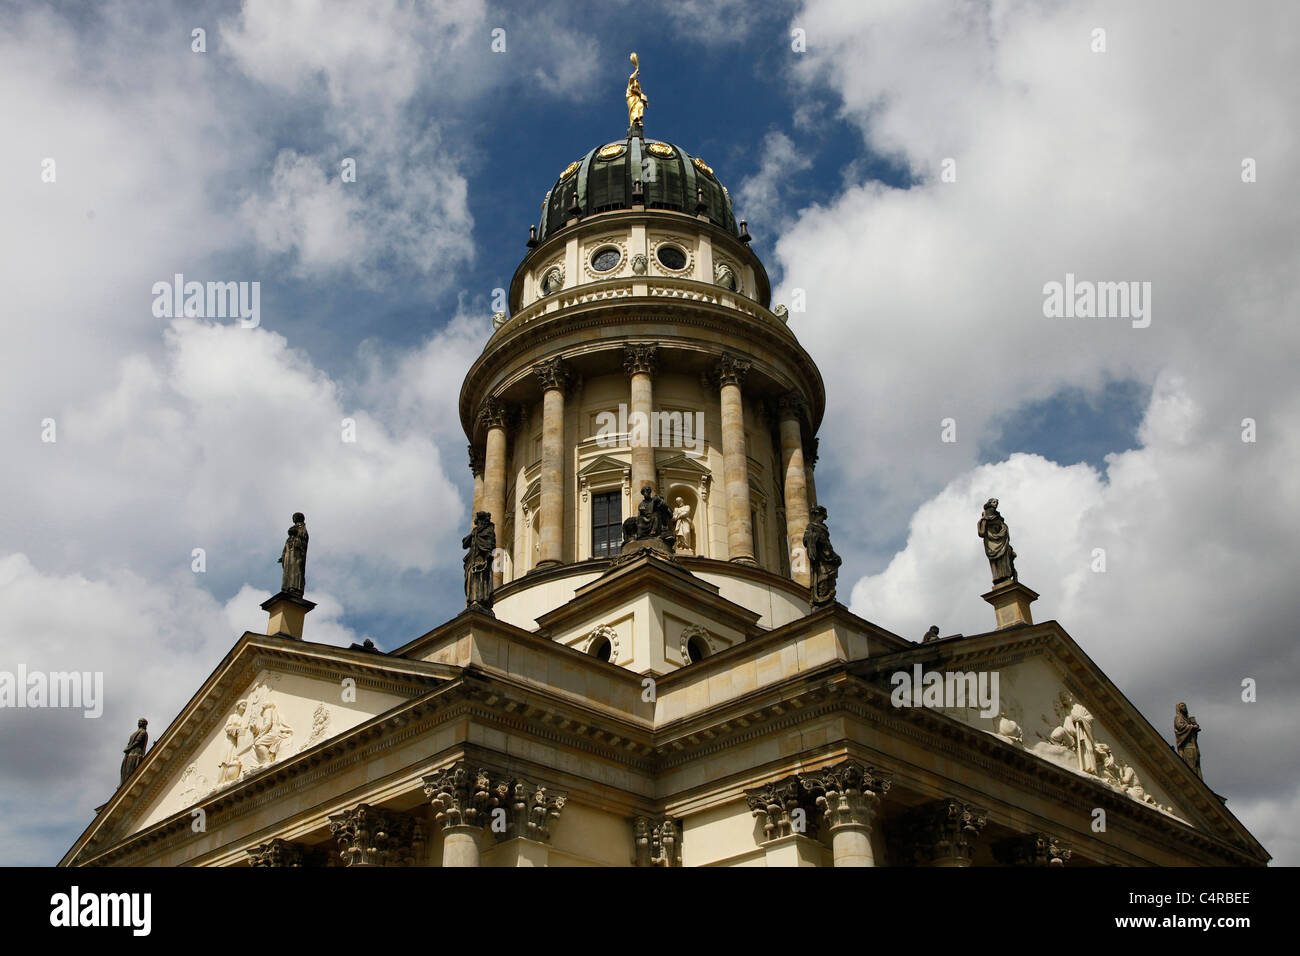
[624,345,657,495]
[477,398,508,585]
[423,764,500,867]
[534,357,569,567]
[468,445,485,517]
[902,799,988,867]
[804,436,819,509]
[778,393,812,585]
[800,761,890,867]
[716,354,755,564]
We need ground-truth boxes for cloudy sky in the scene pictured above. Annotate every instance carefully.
[2,0,1295,866]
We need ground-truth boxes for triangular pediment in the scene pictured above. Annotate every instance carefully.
[578,454,628,480]
[61,633,458,866]
[656,453,711,476]
[858,623,1265,856]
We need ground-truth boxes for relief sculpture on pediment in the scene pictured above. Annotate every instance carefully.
[217,681,294,785]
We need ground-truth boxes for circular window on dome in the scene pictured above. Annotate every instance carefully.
[591,247,621,273]
[656,244,688,271]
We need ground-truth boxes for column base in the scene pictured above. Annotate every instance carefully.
[981,580,1038,629]
[261,591,316,640]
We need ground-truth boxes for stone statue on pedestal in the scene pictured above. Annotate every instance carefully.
[120,718,148,785]
[621,485,676,553]
[1174,702,1202,778]
[977,498,1017,585]
[463,511,496,614]
[803,505,842,608]
[278,512,308,595]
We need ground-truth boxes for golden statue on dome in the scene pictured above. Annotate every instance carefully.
[626,52,648,129]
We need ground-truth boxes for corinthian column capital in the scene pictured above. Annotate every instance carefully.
[715,353,751,388]
[476,396,507,431]
[421,764,509,832]
[623,344,658,377]
[327,804,425,867]
[799,761,891,832]
[632,815,682,866]
[533,356,571,392]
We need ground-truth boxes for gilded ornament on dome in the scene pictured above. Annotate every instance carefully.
[646,142,674,157]
[693,156,714,176]
[598,143,626,159]
[559,160,580,179]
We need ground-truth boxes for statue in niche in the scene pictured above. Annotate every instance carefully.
[278,512,308,595]
[1174,702,1202,778]
[672,497,694,551]
[463,511,496,614]
[120,718,148,785]
[977,498,1017,586]
[621,485,675,551]
[803,505,842,608]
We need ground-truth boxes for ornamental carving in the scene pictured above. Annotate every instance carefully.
[631,253,648,275]
[297,702,332,753]
[744,776,813,841]
[714,261,738,290]
[216,681,294,786]
[327,804,425,867]
[897,799,988,865]
[679,624,713,664]
[533,356,570,392]
[248,838,306,867]
[421,764,566,843]
[476,396,507,431]
[586,625,620,662]
[633,816,681,866]
[993,832,1072,867]
[468,444,485,476]
[623,343,658,377]
[799,761,891,833]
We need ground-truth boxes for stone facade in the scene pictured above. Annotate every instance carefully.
[59,122,1269,870]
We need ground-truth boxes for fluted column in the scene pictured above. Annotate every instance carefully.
[778,393,811,585]
[800,761,890,867]
[477,398,508,585]
[534,357,569,567]
[716,354,755,564]
[624,345,657,495]
[468,445,485,517]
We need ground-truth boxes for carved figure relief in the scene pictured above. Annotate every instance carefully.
[216,681,294,785]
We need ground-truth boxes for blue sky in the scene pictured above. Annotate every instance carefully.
[2,0,1296,866]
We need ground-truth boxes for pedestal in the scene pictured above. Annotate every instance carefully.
[981,580,1039,629]
[261,590,316,640]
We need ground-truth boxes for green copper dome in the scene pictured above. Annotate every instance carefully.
[537,132,738,241]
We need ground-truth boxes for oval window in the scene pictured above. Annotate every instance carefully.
[687,636,708,663]
[656,245,687,271]
[591,247,621,273]
[591,636,612,662]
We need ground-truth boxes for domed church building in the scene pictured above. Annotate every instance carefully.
[61,59,1268,868]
